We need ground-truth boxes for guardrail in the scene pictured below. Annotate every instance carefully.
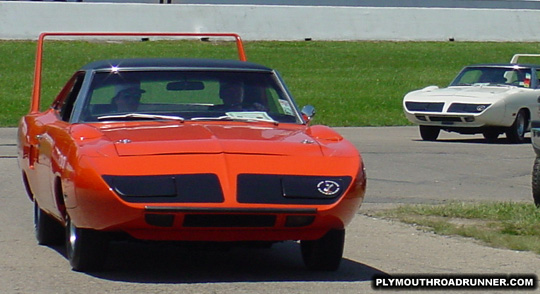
[3,1,540,41]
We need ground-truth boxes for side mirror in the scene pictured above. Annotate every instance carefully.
[301,105,316,123]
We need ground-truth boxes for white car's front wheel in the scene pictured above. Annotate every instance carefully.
[419,126,440,141]
[482,129,500,142]
[506,110,528,144]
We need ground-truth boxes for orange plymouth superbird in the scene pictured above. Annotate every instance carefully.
[18,33,366,272]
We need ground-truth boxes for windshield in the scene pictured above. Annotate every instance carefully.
[450,66,533,88]
[78,70,301,124]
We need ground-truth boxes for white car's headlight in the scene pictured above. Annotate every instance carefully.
[448,103,491,113]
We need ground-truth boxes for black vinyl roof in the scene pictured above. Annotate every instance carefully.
[81,58,273,71]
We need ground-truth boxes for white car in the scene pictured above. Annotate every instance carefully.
[403,54,540,143]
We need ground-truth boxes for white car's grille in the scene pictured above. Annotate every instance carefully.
[415,115,475,123]
[405,102,444,112]
[428,116,464,122]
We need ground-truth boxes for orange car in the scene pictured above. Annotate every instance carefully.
[18,32,366,272]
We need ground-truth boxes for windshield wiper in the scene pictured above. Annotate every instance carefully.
[190,115,278,125]
[97,113,185,122]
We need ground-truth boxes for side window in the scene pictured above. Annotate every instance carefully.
[55,72,85,122]
[506,69,531,88]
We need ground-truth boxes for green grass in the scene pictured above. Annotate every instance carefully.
[376,202,540,254]
[4,39,540,126]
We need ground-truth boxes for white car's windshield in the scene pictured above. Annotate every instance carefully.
[450,66,533,88]
[79,70,301,124]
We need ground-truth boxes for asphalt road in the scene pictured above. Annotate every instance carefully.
[0,126,538,294]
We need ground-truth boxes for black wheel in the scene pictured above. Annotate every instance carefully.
[300,229,345,271]
[532,157,540,208]
[506,110,528,144]
[66,217,108,272]
[34,201,64,246]
[482,129,500,142]
[419,126,440,141]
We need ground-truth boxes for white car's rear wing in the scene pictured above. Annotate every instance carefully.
[510,54,540,64]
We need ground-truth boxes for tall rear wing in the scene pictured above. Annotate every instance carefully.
[510,54,540,64]
[31,32,247,114]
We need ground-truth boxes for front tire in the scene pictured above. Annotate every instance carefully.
[300,229,345,271]
[34,201,64,246]
[482,129,500,142]
[532,157,540,207]
[419,126,440,141]
[506,110,528,144]
[66,217,108,272]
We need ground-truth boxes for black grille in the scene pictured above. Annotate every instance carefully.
[102,174,224,203]
[145,214,175,227]
[237,174,351,204]
[428,116,462,122]
[405,102,444,112]
[183,214,276,227]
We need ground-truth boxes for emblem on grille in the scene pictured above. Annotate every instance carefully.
[317,180,340,196]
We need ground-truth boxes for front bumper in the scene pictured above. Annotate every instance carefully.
[403,101,507,128]
[66,153,366,242]
[70,187,365,242]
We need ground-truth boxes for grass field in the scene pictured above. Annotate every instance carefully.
[4,39,540,127]
[376,202,540,254]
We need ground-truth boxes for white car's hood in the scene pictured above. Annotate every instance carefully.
[405,86,520,103]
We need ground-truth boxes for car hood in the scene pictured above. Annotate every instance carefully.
[97,123,325,157]
[405,86,521,102]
